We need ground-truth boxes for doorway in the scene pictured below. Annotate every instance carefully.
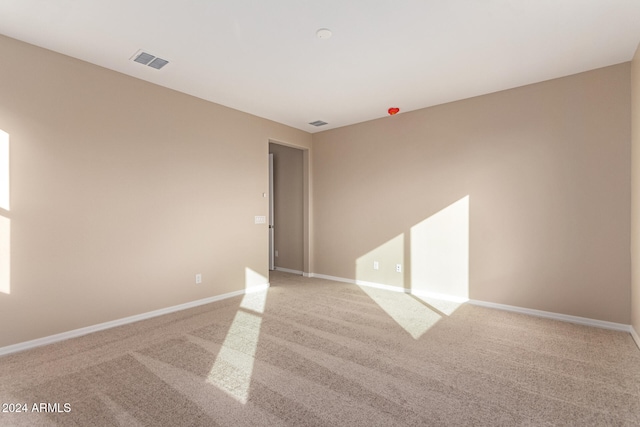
[268,143,304,274]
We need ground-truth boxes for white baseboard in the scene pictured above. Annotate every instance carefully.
[467,300,631,332]
[312,273,635,336]
[631,325,640,349]
[312,274,404,293]
[274,267,304,275]
[310,273,352,284]
[311,273,468,303]
[0,283,269,357]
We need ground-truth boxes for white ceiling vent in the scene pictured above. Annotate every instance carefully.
[131,50,169,70]
[309,120,328,127]
[148,57,169,69]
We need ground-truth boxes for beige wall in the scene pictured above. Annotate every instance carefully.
[0,32,635,349]
[0,35,311,348]
[269,143,304,272]
[312,64,631,324]
[632,43,640,339]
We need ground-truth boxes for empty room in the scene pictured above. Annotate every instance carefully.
[1,1,640,426]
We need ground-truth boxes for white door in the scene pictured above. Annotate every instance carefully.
[268,153,275,270]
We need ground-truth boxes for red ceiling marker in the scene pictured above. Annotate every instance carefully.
[388,107,400,115]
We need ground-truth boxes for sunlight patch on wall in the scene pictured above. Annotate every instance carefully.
[0,130,9,295]
[244,267,268,289]
[206,268,268,403]
[358,285,441,339]
[0,216,9,294]
[0,130,8,211]
[356,234,404,289]
[410,196,469,300]
[354,196,469,339]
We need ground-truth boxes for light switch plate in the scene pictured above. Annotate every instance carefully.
[255,216,266,224]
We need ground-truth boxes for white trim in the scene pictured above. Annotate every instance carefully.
[312,273,635,337]
[311,274,468,303]
[274,267,304,275]
[411,288,469,304]
[468,299,631,333]
[311,273,351,283]
[244,283,270,294]
[631,325,640,350]
[303,272,313,278]
[358,279,405,292]
[0,284,269,357]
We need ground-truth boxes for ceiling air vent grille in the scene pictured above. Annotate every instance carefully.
[131,50,169,70]
[309,120,328,127]
[148,58,169,69]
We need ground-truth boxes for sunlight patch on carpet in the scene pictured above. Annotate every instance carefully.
[358,285,441,339]
[354,196,469,338]
[411,294,465,316]
[206,283,267,404]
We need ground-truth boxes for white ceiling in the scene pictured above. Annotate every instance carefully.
[1,0,640,133]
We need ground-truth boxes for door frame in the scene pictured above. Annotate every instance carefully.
[268,153,275,270]
[268,140,312,275]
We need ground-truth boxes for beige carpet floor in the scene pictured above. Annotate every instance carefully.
[0,271,639,426]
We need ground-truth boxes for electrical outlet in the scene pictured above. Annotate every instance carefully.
[395,264,402,273]
[275,250,279,257]
[195,274,202,284]
[373,261,379,270]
